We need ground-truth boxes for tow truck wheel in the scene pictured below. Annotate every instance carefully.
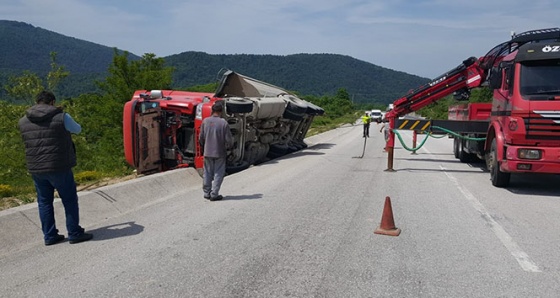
[488,139,511,187]
[453,137,460,158]
[226,98,253,114]
[458,138,472,163]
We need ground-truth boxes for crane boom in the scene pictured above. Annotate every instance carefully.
[385,27,560,120]
[382,27,560,173]
[385,57,485,119]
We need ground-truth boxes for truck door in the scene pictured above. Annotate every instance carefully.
[136,102,162,174]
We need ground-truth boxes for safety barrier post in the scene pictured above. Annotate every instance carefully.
[385,118,396,172]
[411,130,418,155]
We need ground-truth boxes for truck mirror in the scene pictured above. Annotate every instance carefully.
[488,68,502,89]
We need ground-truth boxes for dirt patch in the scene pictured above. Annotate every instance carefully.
[76,174,138,192]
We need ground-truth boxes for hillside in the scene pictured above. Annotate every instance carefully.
[0,20,139,98]
[165,52,429,104]
[0,20,135,74]
[0,20,430,104]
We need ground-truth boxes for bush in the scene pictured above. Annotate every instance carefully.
[0,184,14,198]
[74,171,102,183]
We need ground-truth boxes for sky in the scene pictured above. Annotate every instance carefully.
[1,0,560,79]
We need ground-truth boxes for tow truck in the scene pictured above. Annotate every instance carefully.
[123,70,324,175]
[384,28,560,187]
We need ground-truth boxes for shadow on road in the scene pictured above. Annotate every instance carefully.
[223,193,263,201]
[394,168,488,174]
[89,221,144,241]
[506,174,560,196]
[308,143,336,151]
[259,151,326,166]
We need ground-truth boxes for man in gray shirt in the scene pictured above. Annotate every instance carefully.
[199,102,233,201]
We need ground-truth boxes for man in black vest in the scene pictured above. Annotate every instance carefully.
[18,90,93,245]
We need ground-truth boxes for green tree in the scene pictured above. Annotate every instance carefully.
[46,52,70,93]
[470,87,493,103]
[0,104,32,192]
[98,50,174,102]
[4,71,43,104]
[4,51,69,104]
[418,87,494,119]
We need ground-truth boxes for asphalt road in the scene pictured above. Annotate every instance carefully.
[2,123,560,297]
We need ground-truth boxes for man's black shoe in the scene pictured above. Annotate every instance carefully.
[69,233,93,244]
[204,194,211,200]
[44,234,65,246]
[210,195,223,201]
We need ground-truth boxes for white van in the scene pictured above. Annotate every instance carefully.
[370,109,382,123]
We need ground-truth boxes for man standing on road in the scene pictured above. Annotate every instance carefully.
[380,118,391,152]
[18,90,93,245]
[361,112,371,138]
[199,102,233,201]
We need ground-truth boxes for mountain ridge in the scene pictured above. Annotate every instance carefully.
[0,20,430,104]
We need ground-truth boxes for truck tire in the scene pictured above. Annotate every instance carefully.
[283,106,305,121]
[226,98,253,114]
[305,102,325,116]
[282,97,307,121]
[267,143,288,159]
[453,137,460,158]
[458,139,472,163]
[488,139,510,187]
[226,161,250,174]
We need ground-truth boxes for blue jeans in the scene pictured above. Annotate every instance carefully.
[203,157,226,198]
[32,169,84,242]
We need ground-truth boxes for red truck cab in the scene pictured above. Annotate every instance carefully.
[485,42,560,185]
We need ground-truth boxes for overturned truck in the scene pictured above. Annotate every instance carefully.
[123,70,324,175]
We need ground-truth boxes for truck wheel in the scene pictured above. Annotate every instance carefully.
[282,96,307,121]
[305,102,325,116]
[453,137,460,158]
[458,139,471,163]
[226,98,253,114]
[226,161,250,174]
[267,143,288,159]
[488,139,510,187]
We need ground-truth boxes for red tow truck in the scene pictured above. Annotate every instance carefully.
[123,70,323,175]
[384,28,560,187]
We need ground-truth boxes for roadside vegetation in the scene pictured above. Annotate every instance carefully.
[0,51,367,210]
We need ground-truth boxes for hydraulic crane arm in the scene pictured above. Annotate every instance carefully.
[385,57,486,119]
[385,27,560,120]
[382,27,560,172]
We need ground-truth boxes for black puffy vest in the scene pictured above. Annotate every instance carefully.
[18,104,77,173]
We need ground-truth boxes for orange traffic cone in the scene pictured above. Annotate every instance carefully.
[374,196,401,236]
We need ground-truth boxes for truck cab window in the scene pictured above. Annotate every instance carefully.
[520,60,560,97]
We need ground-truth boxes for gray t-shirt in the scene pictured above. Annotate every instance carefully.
[199,115,233,158]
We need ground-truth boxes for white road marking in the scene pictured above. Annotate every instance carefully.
[439,165,541,273]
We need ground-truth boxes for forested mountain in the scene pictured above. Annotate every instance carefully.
[0,20,139,97]
[0,20,430,104]
[165,52,429,103]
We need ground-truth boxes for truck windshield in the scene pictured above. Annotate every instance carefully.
[520,60,560,98]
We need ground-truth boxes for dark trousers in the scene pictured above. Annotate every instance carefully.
[363,124,370,137]
[32,169,84,241]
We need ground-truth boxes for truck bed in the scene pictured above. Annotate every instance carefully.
[448,103,492,121]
